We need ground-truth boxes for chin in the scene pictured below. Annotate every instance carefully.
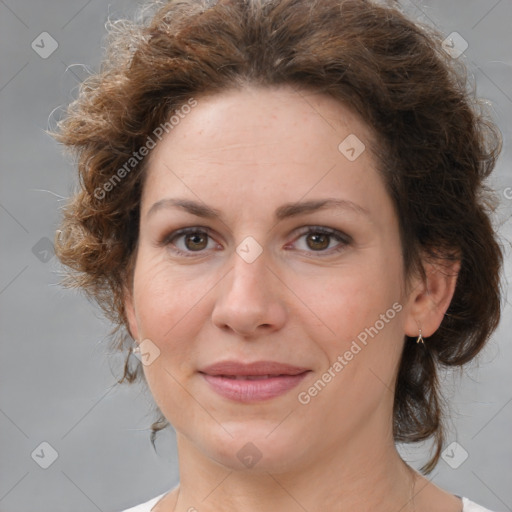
[198,423,312,474]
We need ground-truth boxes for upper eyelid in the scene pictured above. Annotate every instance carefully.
[165,225,347,241]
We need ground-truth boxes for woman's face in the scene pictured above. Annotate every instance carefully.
[125,85,422,472]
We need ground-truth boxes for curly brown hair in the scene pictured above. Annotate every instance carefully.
[52,0,503,474]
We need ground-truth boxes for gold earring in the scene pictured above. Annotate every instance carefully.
[416,329,424,344]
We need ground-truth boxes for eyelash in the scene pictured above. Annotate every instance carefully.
[160,226,352,258]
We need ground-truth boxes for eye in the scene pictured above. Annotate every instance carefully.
[161,227,219,256]
[289,226,351,255]
[160,225,351,258]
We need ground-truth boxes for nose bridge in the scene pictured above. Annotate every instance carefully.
[226,227,270,288]
[211,239,286,335]
[228,244,271,301]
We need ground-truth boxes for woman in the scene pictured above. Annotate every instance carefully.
[52,0,504,511]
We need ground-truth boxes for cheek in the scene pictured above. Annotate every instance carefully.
[294,263,403,345]
[131,257,208,421]
[296,270,404,423]
[293,260,405,408]
[131,253,222,388]
[133,254,207,337]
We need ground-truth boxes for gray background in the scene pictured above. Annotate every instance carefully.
[0,1,511,511]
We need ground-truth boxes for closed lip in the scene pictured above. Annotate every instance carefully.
[199,360,311,377]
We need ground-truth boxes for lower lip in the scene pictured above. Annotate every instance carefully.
[201,372,310,402]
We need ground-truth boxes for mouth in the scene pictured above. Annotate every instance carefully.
[199,360,310,377]
[198,360,311,402]
[215,374,298,380]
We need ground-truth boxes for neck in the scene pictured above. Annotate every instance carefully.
[165,418,419,512]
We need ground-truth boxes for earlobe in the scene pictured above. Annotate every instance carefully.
[404,258,460,339]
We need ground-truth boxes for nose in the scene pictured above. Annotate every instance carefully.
[211,250,287,338]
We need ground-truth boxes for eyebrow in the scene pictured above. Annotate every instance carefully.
[146,197,370,221]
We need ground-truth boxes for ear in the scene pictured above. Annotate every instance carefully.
[403,258,461,338]
[123,286,140,341]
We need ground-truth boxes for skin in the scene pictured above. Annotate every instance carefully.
[125,85,461,512]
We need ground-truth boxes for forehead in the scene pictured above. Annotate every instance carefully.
[141,85,383,215]
[161,85,373,148]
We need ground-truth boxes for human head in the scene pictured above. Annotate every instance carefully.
[53,0,503,473]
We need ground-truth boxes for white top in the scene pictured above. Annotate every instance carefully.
[120,493,497,511]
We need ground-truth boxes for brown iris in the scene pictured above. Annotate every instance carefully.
[306,232,330,251]
[184,232,208,251]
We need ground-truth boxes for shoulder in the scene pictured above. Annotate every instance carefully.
[119,492,168,512]
[462,497,498,512]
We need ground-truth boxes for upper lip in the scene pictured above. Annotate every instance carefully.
[199,360,310,376]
